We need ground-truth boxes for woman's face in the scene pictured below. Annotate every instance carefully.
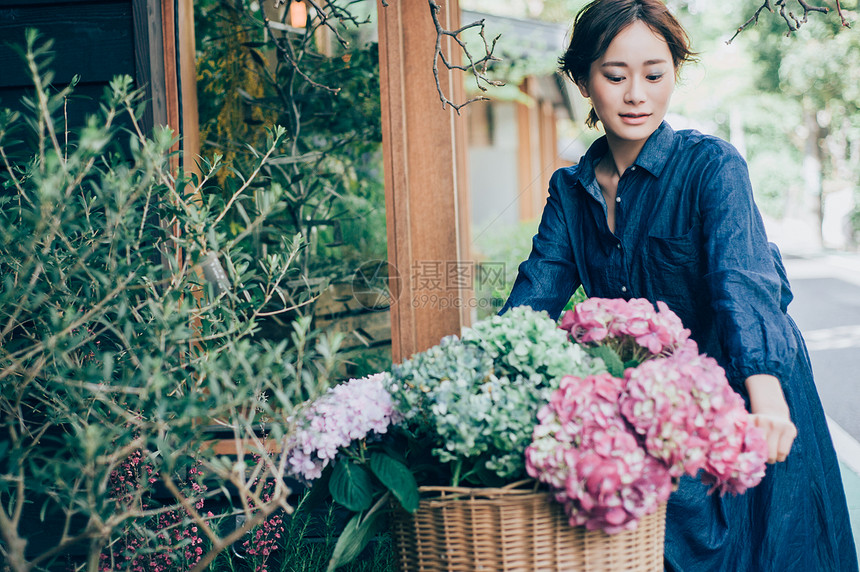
[578,21,676,147]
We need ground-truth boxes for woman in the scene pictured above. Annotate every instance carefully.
[501,1,858,570]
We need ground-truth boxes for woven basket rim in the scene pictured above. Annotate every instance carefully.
[415,479,548,501]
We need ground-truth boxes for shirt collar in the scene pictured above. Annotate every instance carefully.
[633,120,674,177]
[576,120,675,188]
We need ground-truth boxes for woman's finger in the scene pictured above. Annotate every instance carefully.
[776,421,798,462]
[751,414,796,463]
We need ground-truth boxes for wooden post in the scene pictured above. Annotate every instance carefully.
[160,0,180,170]
[516,78,537,222]
[538,99,556,206]
[178,0,201,174]
[132,0,199,172]
[377,0,472,363]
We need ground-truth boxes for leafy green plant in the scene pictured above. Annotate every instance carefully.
[472,220,587,317]
[194,0,386,285]
[0,31,348,571]
[194,0,392,379]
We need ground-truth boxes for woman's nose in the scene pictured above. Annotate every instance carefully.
[625,78,645,104]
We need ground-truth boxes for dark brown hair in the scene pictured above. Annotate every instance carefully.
[559,0,695,128]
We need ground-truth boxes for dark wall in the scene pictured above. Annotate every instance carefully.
[0,0,139,131]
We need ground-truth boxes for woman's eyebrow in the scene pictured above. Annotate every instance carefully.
[600,59,669,67]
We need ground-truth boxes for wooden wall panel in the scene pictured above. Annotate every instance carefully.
[0,0,199,177]
[0,2,134,88]
[538,99,556,208]
[516,79,536,221]
[0,0,120,5]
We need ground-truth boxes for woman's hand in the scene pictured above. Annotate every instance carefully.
[745,374,797,464]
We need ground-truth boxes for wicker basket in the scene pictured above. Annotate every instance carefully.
[390,482,666,571]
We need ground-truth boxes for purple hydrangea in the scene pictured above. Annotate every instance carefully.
[285,373,399,481]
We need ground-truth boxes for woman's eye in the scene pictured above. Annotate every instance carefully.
[647,73,665,81]
[606,75,624,83]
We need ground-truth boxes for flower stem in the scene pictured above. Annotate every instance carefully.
[451,460,462,487]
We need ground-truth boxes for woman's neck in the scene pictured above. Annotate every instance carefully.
[603,134,647,176]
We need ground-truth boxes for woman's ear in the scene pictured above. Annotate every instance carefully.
[576,81,590,99]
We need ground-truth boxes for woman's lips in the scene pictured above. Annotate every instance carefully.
[619,113,650,125]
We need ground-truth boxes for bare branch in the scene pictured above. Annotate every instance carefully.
[797,0,829,21]
[835,0,851,27]
[779,1,801,32]
[303,0,350,48]
[728,0,773,43]
[428,0,504,114]
[262,19,342,95]
[729,0,850,43]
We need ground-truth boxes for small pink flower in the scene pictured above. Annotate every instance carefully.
[560,298,691,360]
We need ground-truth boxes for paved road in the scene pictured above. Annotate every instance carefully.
[782,253,860,443]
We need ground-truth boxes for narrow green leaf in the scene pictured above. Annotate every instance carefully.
[326,510,382,572]
[329,460,373,512]
[369,452,419,513]
[586,345,625,378]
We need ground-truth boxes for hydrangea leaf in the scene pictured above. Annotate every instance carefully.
[369,452,419,513]
[326,510,382,572]
[585,345,625,378]
[329,460,373,512]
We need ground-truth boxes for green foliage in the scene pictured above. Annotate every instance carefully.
[740,7,860,237]
[368,453,419,513]
[0,33,348,571]
[193,0,392,376]
[472,220,586,316]
[210,491,396,572]
[472,220,540,318]
[194,0,387,289]
[325,509,385,572]
[330,461,374,512]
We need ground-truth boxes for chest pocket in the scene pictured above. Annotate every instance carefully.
[644,225,705,323]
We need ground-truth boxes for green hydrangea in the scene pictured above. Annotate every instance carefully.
[462,305,601,384]
[388,307,605,485]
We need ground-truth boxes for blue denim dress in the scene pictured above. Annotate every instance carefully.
[502,122,858,571]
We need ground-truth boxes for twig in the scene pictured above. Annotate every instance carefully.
[728,0,773,43]
[835,0,851,27]
[428,0,503,114]
[263,19,341,94]
[797,0,829,22]
[729,0,849,43]
[779,2,800,31]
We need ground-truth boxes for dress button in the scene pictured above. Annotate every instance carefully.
[621,286,628,293]
[616,197,621,203]
[616,243,622,250]
[630,166,637,171]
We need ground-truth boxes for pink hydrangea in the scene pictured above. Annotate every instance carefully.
[526,373,673,534]
[699,412,769,495]
[620,349,768,494]
[528,299,770,534]
[563,426,672,534]
[561,297,690,359]
[285,373,398,481]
